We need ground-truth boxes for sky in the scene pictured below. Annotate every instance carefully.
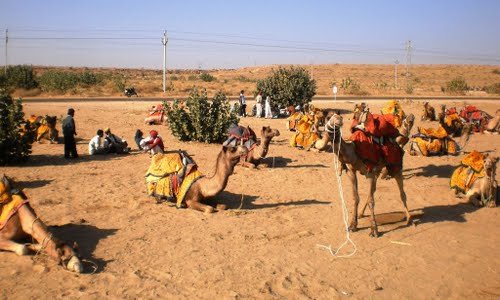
[1,0,499,69]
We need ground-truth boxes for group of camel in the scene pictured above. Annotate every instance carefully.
[1,100,497,273]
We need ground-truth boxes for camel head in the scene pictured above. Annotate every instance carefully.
[222,145,248,165]
[260,126,280,139]
[483,155,498,177]
[55,240,83,273]
[404,113,415,133]
[0,175,12,202]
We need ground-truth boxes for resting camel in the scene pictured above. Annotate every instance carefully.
[0,175,82,272]
[325,113,412,237]
[28,115,59,143]
[240,126,280,169]
[421,102,436,121]
[438,105,464,137]
[465,155,498,207]
[484,109,500,134]
[183,145,248,213]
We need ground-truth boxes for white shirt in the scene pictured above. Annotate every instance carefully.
[88,135,103,155]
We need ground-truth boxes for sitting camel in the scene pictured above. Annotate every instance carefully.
[325,113,412,237]
[421,102,436,121]
[146,145,248,213]
[30,115,59,143]
[484,109,500,134]
[0,175,82,272]
[451,151,498,208]
[240,126,280,169]
[438,105,465,137]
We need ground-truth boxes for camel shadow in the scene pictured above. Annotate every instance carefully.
[15,179,53,189]
[216,191,330,210]
[403,164,456,179]
[359,202,481,236]
[16,153,129,167]
[49,222,118,274]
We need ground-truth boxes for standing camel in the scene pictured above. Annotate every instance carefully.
[240,126,280,169]
[325,113,412,237]
[0,175,82,272]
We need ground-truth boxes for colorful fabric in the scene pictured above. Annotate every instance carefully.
[224,124,258,151]
[349,130,403,173]
[450,151,486,193]
[0,180,30,231]
[351,112,400,138]
[459,106,491,132]
[287,112,303,131]
[145,152,204,207]
[444,112,461,128]
[37,124,50,140]
[411,126,459,156]
[291,115,320,150]
[381,100,405,128]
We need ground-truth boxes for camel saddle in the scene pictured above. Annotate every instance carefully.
[349,111,403,174]
[0,181,29,230]
[411,127,459,156]
[290,114,320,150]
[450,150,486,194]
[223,124,258,151]
[145,151,204,208]
[459,105,491,132]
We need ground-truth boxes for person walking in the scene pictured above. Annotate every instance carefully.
[264,94,273,119]
[239,90,247,117]
[255,91,263,118]
[62,108,78,158]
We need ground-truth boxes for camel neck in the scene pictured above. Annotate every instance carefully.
[201,151,237,198]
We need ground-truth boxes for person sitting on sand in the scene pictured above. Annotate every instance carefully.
[104,128,130,154]
[140,130,164,155]
[88,129,106,155]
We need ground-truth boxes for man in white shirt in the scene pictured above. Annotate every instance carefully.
[255,91,263,118]
[88,129,106,155]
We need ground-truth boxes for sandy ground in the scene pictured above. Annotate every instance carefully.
[0,99,499,299]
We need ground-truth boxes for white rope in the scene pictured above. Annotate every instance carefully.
[317,121,357,258]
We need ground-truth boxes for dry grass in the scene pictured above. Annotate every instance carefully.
[12,64,500,98]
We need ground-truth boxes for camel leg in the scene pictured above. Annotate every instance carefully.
[0,239,29,255]
[17,205,60,261]
[346,169,360,232]
[185,199,215,214]
[366,176,379,237]
[394,172,412,226]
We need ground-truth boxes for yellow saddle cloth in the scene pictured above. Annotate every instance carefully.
[290,115,320,150]
[381,100,405,128]
[450,150,485,193]
[0,182,29,230]
[145,153,204,208]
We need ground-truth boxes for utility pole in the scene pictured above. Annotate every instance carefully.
[4,28,7,74]
[394,60,399,89]
[162,30,168,93]
[405,40,412,90]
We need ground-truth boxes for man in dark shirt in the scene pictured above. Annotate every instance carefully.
[62,108,78,158]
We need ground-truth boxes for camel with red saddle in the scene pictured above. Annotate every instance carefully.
[0,175,82,272]
[325,112,412,237]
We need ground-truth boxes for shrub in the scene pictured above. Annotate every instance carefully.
[187,74,198,81]
[199,73,215,82]
[255,66,316,109]
[484,83,500,95]
[446,77,468,95]
[5,65,38,89]
[164,88,239,143]
[38,70,78,92]
[79,70,103,86]
[493,69,500,75]
[0,92,33,164]
[112,75,127,93]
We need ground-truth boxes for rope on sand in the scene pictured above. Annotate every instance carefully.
[317,126,357,258]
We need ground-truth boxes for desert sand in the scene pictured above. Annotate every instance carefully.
[0,98,499,299]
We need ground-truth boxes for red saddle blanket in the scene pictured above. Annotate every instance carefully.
[351,112,400,138]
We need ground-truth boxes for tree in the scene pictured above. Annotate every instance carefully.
[0,92,34,164]
[164,88,239,143]
[255,66,316,109]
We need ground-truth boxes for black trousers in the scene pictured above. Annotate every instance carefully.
[239,104,247,116]
[64,134,78,158]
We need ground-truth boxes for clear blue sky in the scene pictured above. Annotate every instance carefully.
[1,0,499,69]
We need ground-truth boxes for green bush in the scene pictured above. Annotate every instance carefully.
[38,70,78,92]
[112,75,127,93]
[446,77,468,95]
[199,73,215,82]
[484,83,500,95]
[164,88,239,143]
[0,92,33,164]
[187,74,198,81]
[255,66,316,109]
[79,70,103,86]
[5,65,38,89]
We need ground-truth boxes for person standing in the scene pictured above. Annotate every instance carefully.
[264,94,273,119]
[62,108,78,158]
[255,91,263,118]
[239,90,247,117]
